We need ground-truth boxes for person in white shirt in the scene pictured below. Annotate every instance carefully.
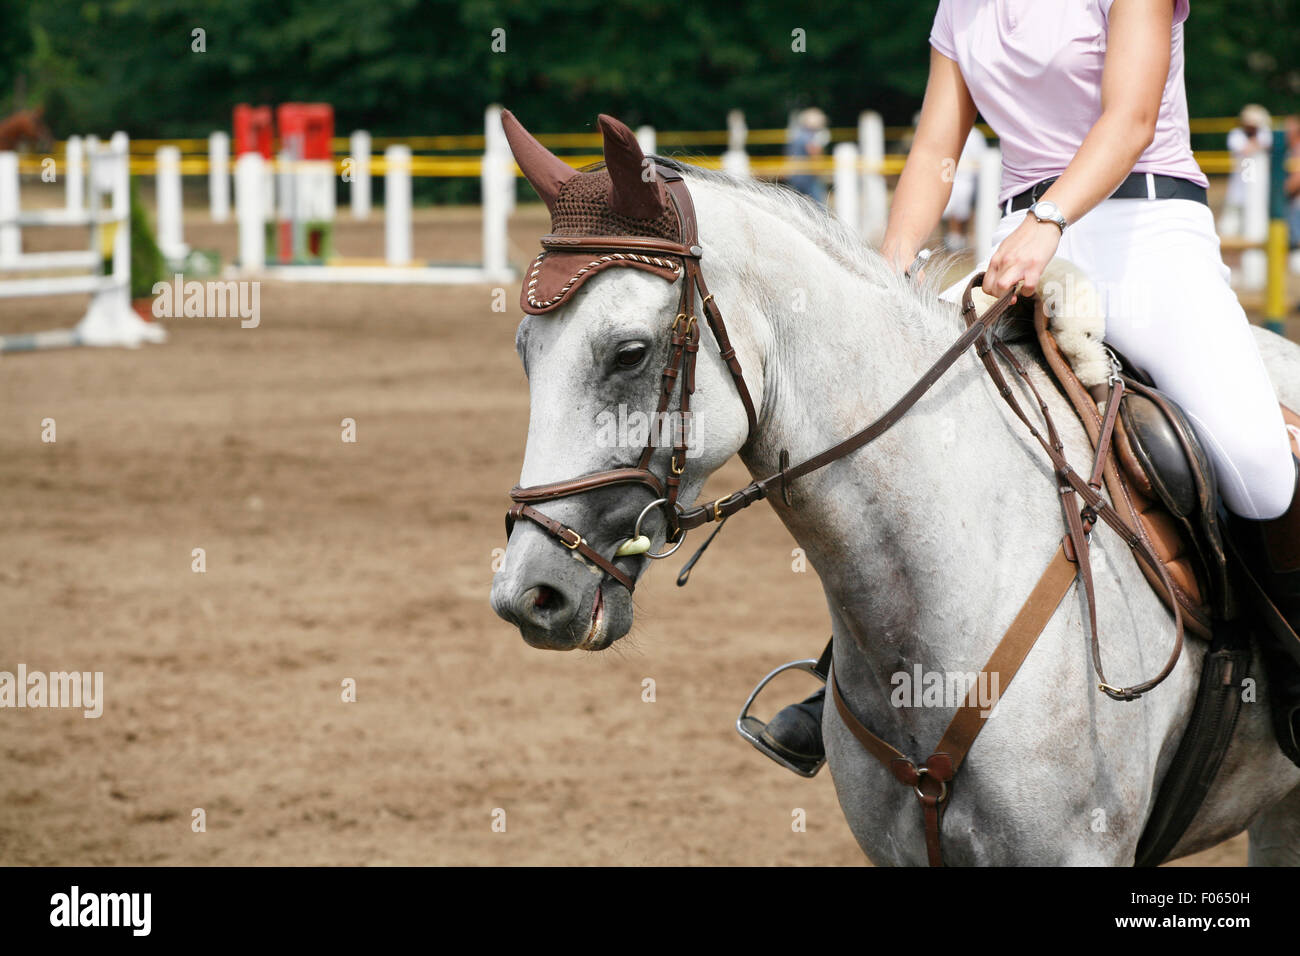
[1219,103,1273,237]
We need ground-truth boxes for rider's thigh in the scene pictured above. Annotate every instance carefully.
[1077,199,1295,520]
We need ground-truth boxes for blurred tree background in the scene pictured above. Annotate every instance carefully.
[4,0,1298,138]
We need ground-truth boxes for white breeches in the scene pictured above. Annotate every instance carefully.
[943,197,1297,520]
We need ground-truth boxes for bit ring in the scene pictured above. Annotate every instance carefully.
[632,497,686,559]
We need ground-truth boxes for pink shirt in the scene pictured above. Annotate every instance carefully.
[930,0,1208,204]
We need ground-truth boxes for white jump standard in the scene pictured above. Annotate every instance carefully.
[0,132,165,352]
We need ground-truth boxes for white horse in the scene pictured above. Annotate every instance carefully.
[489,128,1300,864]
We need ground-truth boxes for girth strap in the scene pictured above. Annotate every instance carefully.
[830,540,1080,866]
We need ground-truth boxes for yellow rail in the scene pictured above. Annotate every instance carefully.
[37,116,1289,158]
[18,152,1288,179]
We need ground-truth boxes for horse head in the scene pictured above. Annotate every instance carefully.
[490,111,758,650]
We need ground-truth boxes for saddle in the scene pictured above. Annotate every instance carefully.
[972,266,1300,638]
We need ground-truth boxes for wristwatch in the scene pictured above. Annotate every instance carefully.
[1028,200,1068,234]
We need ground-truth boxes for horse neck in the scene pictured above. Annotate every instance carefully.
[699,182,1061,732]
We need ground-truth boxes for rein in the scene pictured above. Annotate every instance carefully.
[504,171,1188,865]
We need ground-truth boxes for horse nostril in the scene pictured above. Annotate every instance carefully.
[517,584,573,628]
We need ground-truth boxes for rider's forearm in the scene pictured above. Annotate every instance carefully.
[881,48,977,270]
[881,144,958,268]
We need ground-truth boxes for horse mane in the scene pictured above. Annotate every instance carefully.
[574,154,1035,348]
[667,159,1051,348]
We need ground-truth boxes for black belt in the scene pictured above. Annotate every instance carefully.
[1004,172,1207,214]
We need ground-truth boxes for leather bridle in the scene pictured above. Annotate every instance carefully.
[506,164,758,589]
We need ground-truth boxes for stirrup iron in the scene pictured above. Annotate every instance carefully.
[736,658,827,778]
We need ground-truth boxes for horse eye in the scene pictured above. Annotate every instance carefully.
[615,343,648,369]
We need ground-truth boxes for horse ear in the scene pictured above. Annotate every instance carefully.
[598,114,666,220]
[500,109,576,214]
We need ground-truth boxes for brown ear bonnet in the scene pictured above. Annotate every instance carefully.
[501,110,687,314]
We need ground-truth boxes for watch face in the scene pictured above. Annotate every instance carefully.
[1035,201,1060,219]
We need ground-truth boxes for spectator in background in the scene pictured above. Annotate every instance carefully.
[940,126,987,252]
[1286,116,1300,256]
[1219,104,1273,237]
[785,108,830,205]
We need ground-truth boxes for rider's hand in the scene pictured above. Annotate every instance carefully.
[982,215,1062,299]
[880,239,917,277]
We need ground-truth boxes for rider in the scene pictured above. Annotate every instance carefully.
[755,0,1300,771]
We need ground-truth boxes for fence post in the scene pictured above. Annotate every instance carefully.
[209,131,230,222]
[859,111,887,244]
[482,107,511,281]
[833,143,860,234]
[723,109,750,179]
[385,145,413,266]
[156,146,187,263]
[350,130,371,220]
[65,135,85,217]
[974,146,1002,263]
[235,151,266,270]
[484,106,515,217]
[0,152,18,264]
[1242,150,1270,291]
[636,126,657,156]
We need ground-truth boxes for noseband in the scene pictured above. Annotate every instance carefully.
[506,165,758,591]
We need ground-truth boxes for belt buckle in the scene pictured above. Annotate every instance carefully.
[1031,177,1056,204]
